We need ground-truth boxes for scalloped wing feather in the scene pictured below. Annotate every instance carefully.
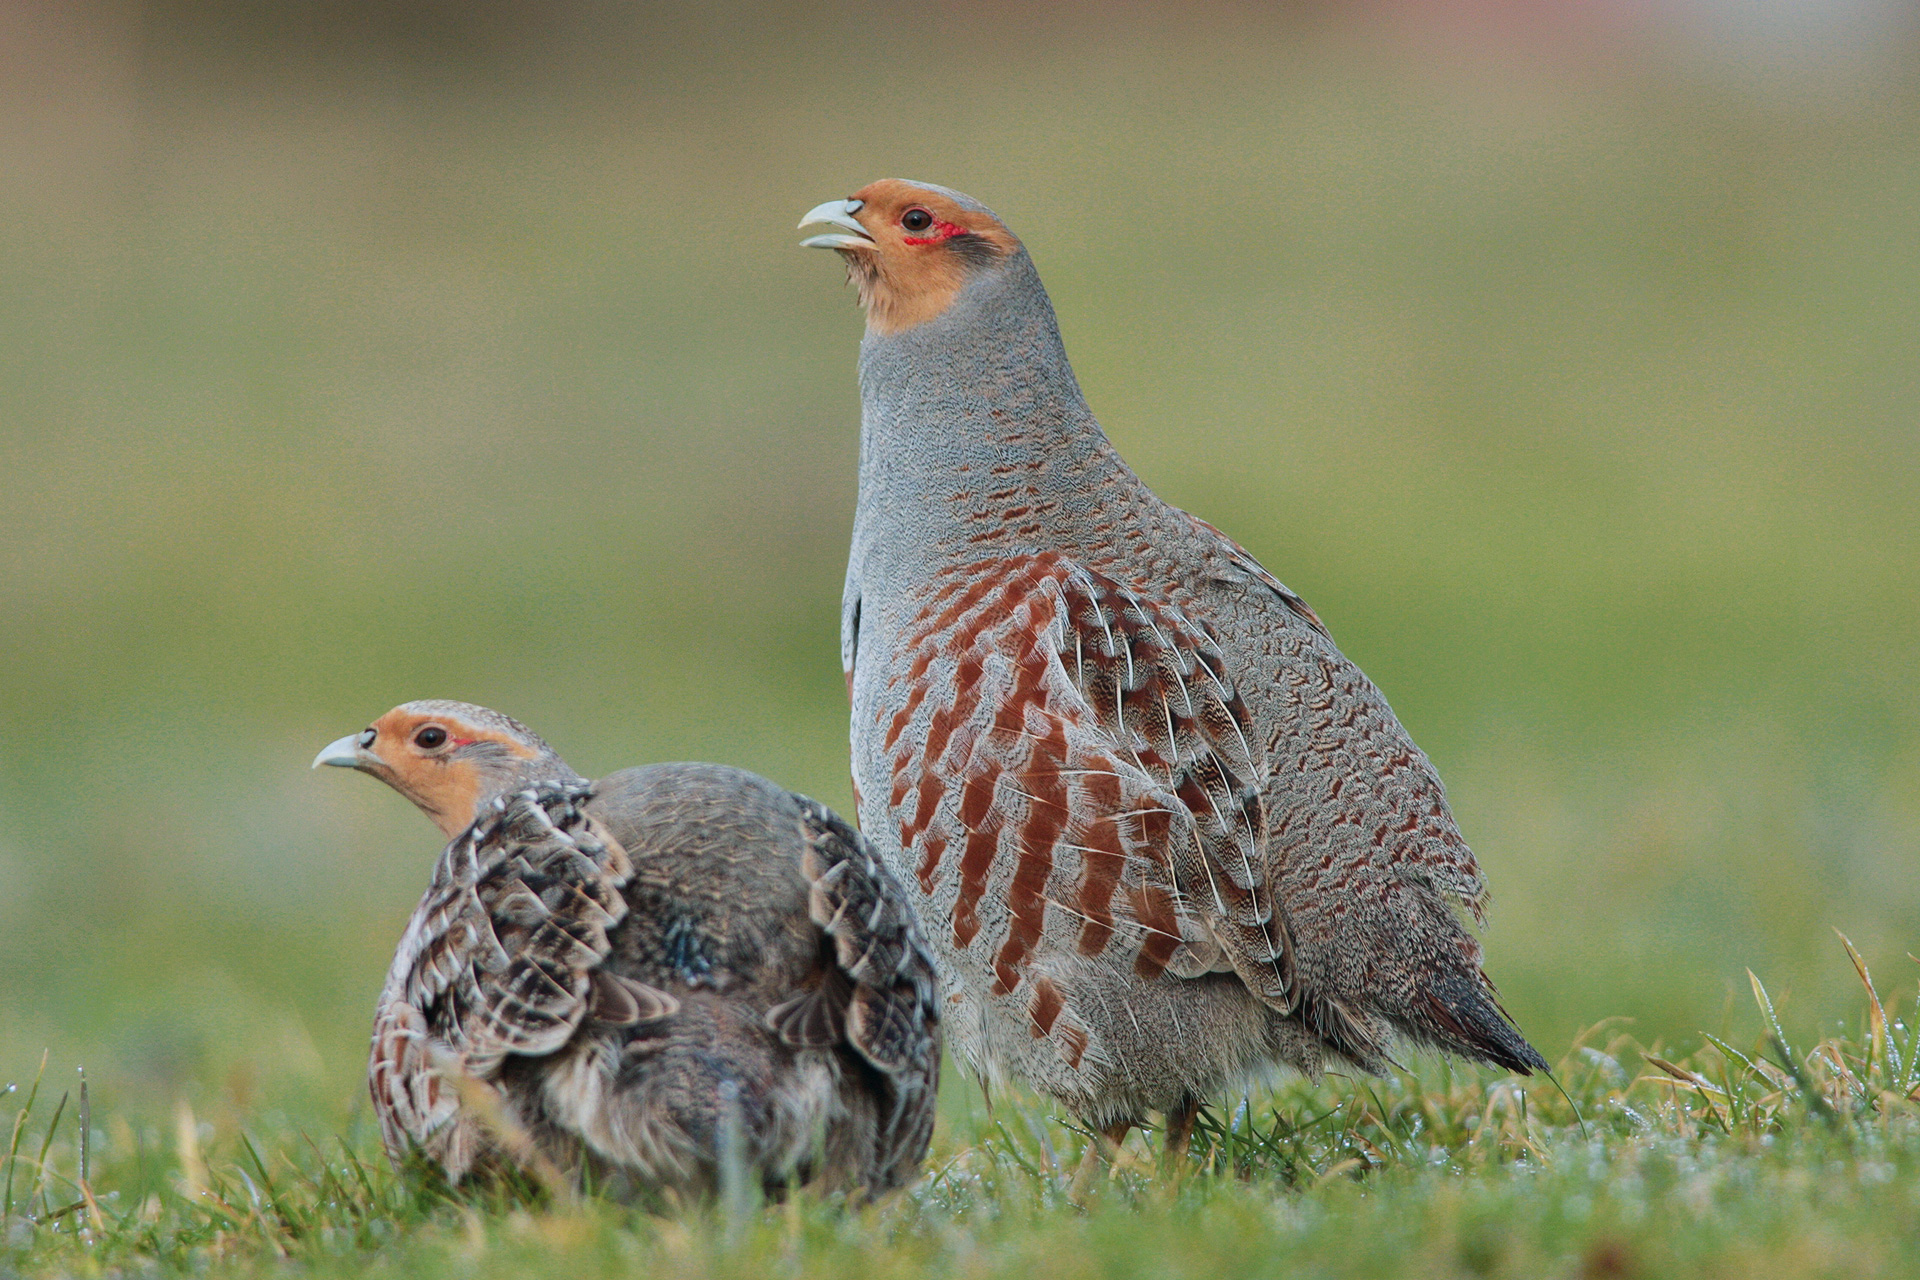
[787,798,941,1192]
[369,781,634,1174]
[1183,515,1545,1073]
[879,552,1296,1066]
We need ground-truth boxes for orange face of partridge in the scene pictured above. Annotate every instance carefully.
[315,705,544,837]
[801,180,1020,335]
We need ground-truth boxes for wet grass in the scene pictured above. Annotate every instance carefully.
[5,939,1919,1278]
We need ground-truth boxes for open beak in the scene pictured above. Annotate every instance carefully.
[312,733,375,771]
[798,198,875,251]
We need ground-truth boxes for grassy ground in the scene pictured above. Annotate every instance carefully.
[6,940,1920,1278]
[2,4,1917,1274]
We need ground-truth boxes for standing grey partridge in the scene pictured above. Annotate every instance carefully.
[313,700,940,1198]
[801,180,1547,1153]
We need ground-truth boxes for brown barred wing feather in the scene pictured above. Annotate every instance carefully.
[881,552,1296,1071]
[369,782,635,1175]
[1053,560,1292,1003]
[781,798,941,1193]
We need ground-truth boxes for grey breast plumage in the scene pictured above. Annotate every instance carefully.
[371,764,941,1198]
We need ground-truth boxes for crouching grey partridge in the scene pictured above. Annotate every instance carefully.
[313,700,940,1198]
[801,180,1547,1154]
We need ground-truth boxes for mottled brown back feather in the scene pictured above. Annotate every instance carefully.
[789,797,942,1192]
[371,781,631,1177]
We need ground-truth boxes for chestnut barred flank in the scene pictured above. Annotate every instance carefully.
[881,553,1294,1050]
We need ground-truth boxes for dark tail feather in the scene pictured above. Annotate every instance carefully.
[1415,971,1549,1074]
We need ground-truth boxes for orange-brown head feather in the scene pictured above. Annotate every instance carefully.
[316,700,576,838]
[808,179,1021,335]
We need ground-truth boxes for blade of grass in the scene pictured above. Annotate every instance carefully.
[5,1051,49,1222]
[77,1070,89,1191]
[1699,1040,1749,1129]
[30,1090,70,1218]
[176,1101,207,1201]
[1835,930,1896,1086]
[1904,983,1920,1094]
[1701,1032,1760,1075]
[1360,1084,1404,1160]
[1643,1055,1728,1094]
[1018,1111,1059,1175]
[1541,1071,1590,1142]
[339,1136,384,1211]
[38,1198,89,1224]
[240,1129,300,1235]
[77,1177,113,1235]
[2,1109,23,1226]
[988,1120,1042,1179]
[1748,970,1791,1055]
[1746,975,1840,1124]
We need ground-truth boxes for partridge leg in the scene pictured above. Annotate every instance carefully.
[1068,1120,1133,1202]
[1162,1095,1201,1164]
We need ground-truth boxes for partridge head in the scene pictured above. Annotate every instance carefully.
[313,700,576,836]
[800,179,1021,334]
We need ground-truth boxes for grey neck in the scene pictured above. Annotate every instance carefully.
[472,751,587,813]
[852,251,1133,557]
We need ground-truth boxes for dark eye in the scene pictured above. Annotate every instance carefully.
[901,207,934,233]
[413,726,447,749]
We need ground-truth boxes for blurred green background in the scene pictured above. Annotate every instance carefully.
[2,0,1915,1122]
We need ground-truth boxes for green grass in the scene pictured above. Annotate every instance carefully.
[6,938,1920,1278]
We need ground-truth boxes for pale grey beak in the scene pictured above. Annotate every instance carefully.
[312,733,370,770]
[798,198,875,251]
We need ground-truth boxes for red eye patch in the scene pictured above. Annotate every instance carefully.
[902,218,970,246]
